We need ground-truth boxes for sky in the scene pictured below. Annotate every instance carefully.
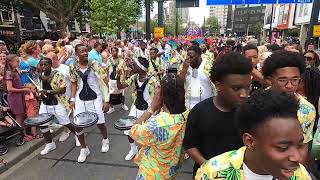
[149,0,210,26]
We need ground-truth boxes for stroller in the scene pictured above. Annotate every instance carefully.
[0,90,24,156]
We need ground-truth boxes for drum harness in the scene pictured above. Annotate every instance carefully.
[77,66,98,114]
[134,75,150,117]
[40,70,59,115]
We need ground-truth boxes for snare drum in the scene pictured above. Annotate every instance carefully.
[71,112,99,128]
[25,113,55,126]
[114,116,136,130]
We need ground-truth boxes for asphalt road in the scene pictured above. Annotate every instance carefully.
[1,92,194,180]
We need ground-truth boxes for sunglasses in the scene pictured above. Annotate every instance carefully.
[304,56,314,61]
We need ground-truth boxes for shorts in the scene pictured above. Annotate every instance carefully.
[128,104,145,119]
[39,102,70,125]
[74,96,105,124]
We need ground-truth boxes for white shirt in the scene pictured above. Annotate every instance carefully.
[185,59,215,109]
[243,164,275,180]
[52,64,71,98]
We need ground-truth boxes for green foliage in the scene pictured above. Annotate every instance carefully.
[90,0,140,35]
[164,12,184,36]
[205,16,219,33]
[253,21,263,36]
[10,0,89,36]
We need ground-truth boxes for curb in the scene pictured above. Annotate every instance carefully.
[0,127,64,174]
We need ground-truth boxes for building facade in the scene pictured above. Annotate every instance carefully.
[209,5,228,35]
[0,5,90,42]
[233,5,265,37]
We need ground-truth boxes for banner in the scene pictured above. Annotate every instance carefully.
[207,0,312,5]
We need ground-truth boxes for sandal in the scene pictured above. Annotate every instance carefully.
[33,134,43,139]
[24,135,33,142]
[0,159,7,165]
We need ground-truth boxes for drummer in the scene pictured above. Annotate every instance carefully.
[178,45,216,110]
[37,57,76,155]
[116,57,157,161]
[106,47,128,114]
[148,47,164,80]
[70,44,110,163]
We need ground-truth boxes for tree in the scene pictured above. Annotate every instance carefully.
[205,16,219,34]
[90,0,140,38]
[253,21,263,37]
[17,0,89,37]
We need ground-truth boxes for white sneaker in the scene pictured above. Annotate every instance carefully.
[78,147,90,163]
[75,136,81,147]
[106,107,115,114]
[101,138,110,153]
[122,104,129,111]
[125,148,138,161]
[123,130,130,136]
[59,129,71,142]
[40,142,56,155]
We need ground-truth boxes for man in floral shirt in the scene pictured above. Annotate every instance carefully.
[196,90,311,180]
[262,50,316,166]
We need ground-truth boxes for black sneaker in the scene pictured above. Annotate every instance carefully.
[16,138,25,146]
[0,145,8,155]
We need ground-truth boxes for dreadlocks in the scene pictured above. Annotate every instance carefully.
[160,73,186,114]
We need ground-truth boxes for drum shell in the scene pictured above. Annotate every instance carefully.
[109,94,124,105]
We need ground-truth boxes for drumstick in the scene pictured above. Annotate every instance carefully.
[27,76,40,90]
[6,112,22,128]
[27,76,47,98]
[68,108,74,117]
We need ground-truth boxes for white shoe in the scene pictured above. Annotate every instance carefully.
[101,138,110,153]
[122,104,129,111]
[106,107,115,114]
[125,148,138,161]
[75,136,81,147]
[123,130,130,136]
[78,147,90,163]
[59,129,71,142]
[40,142,56,155]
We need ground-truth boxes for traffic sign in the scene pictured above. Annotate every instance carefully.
[313,25,320,37]
[154,27,165,39]
[207,0,312,5]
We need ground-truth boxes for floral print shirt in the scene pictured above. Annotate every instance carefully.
[49,71,69,110]
[129,111,189,180]
[106,57,128,83]
[125,74,157,103]
[195,146,311,180]
[70,60,110,102]
[297,94,316,143]
[148,57,164,77]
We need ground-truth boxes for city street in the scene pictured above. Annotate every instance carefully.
[0,92,194,180]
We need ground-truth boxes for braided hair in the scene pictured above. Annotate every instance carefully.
[160,73,186,114]
[303,67,320,117]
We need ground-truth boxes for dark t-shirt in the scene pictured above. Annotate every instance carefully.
[183,97,243,177]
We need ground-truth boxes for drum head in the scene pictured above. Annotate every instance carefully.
[25,113,55,126]
[72,112,98,128]
[114,116,136,130]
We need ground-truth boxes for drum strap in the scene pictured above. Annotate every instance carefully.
[41,71,59,106]
[110,62,117,80]
[77,67,97,101]
[134,76,150,111]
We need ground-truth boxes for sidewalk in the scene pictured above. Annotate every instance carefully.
[0,125,63,173]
